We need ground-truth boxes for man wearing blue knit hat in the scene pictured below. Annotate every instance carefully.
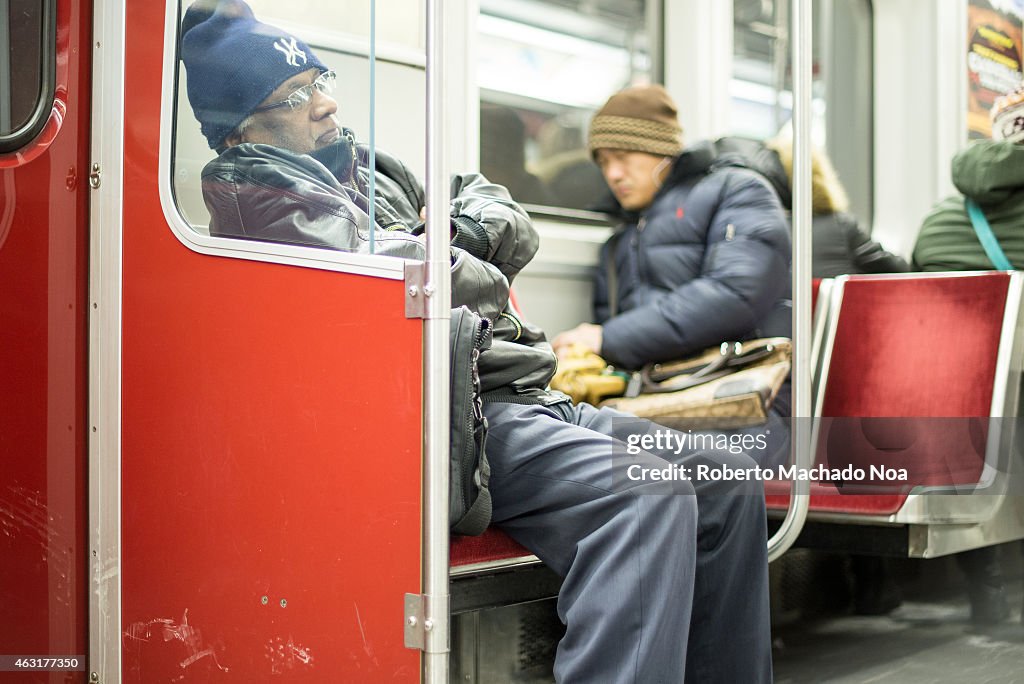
[180,2,773,682]
[181,0,331,153]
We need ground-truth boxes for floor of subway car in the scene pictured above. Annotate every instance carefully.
[772,542,1024,683]
[450,542,1024,683]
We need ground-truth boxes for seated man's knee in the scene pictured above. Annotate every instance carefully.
[629,479,698,538]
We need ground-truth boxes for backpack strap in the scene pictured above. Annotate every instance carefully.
[605,230,625,317]
[966,198,1012,270]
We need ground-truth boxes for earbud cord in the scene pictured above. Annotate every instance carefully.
[652,157,671,190]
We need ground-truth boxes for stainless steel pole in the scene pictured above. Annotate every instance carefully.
[422,0,452,680]
[768,0,811,562]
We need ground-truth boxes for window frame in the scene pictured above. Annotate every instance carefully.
[0,0,57,154]
[728,0,875,225]
[158,0,410,281]
[475,0,664,222]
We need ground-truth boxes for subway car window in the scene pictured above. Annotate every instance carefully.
[477,0,658,213]
[731,0,873,223]
[0,0,55,153]
[171,0,425,255]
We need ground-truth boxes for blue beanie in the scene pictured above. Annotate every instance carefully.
[180,0,328,149]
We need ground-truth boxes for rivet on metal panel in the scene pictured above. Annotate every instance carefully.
[89,163,102,189]
[260,596,268,605]
[90,673,99,683]
[280,598,287,608]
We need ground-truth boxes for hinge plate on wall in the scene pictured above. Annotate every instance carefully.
[405,262,428,319]
[404,593,426,649]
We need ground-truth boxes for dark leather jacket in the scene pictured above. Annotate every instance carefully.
[200,133,557,397]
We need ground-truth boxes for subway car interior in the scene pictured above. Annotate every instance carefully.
[2,0,1024,681]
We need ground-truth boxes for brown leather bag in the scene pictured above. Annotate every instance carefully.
[599,338,791,428]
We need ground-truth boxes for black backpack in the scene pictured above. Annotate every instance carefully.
[448,306,493,536]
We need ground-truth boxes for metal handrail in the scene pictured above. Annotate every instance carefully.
[767,0,812,562]
[422,0,452,681]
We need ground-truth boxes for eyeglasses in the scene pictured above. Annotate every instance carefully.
[253,70,337,113]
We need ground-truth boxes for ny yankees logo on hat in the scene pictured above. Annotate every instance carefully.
[273,37,307,67]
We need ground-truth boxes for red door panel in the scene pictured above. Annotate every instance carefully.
[119,2,422,680]
[0,1,91,681]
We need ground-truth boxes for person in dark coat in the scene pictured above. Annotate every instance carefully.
[180,4,775,681]
[763,134,909,277]
[553,85,792,367]
[552,85,793,453]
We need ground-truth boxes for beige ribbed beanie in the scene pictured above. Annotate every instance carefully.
[588,84,683,158]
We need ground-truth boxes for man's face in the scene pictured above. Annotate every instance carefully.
[594,148,669,211]
[228,68,340,155]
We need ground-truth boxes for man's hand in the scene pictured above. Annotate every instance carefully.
[420,206,459,239]
[552,323,603,359]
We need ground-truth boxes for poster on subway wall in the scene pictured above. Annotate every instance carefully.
[967,0,1024,138]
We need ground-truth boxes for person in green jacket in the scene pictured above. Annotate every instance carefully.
[912,82,1024,626]
[913,84,1024,270]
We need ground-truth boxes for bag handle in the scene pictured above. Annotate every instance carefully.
[966,198,1012,270]
[645,340,781,383]
[635,342,739,395]
[633,339,788,396]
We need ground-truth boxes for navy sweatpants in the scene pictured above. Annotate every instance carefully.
[483,400,773,684]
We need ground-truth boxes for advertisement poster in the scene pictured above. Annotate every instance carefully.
[967,0,1024,138]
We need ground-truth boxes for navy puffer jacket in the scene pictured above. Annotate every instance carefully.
[594,140,792,369]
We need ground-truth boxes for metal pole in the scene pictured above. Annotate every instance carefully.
[368,0,376,252]
[422,0,452,680]
[767,0,811,562]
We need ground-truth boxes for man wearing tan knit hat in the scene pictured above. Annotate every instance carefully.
[554,84,792,394]
[587,84,683,153]
[552,83,789,682]
[585,84,683,210]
